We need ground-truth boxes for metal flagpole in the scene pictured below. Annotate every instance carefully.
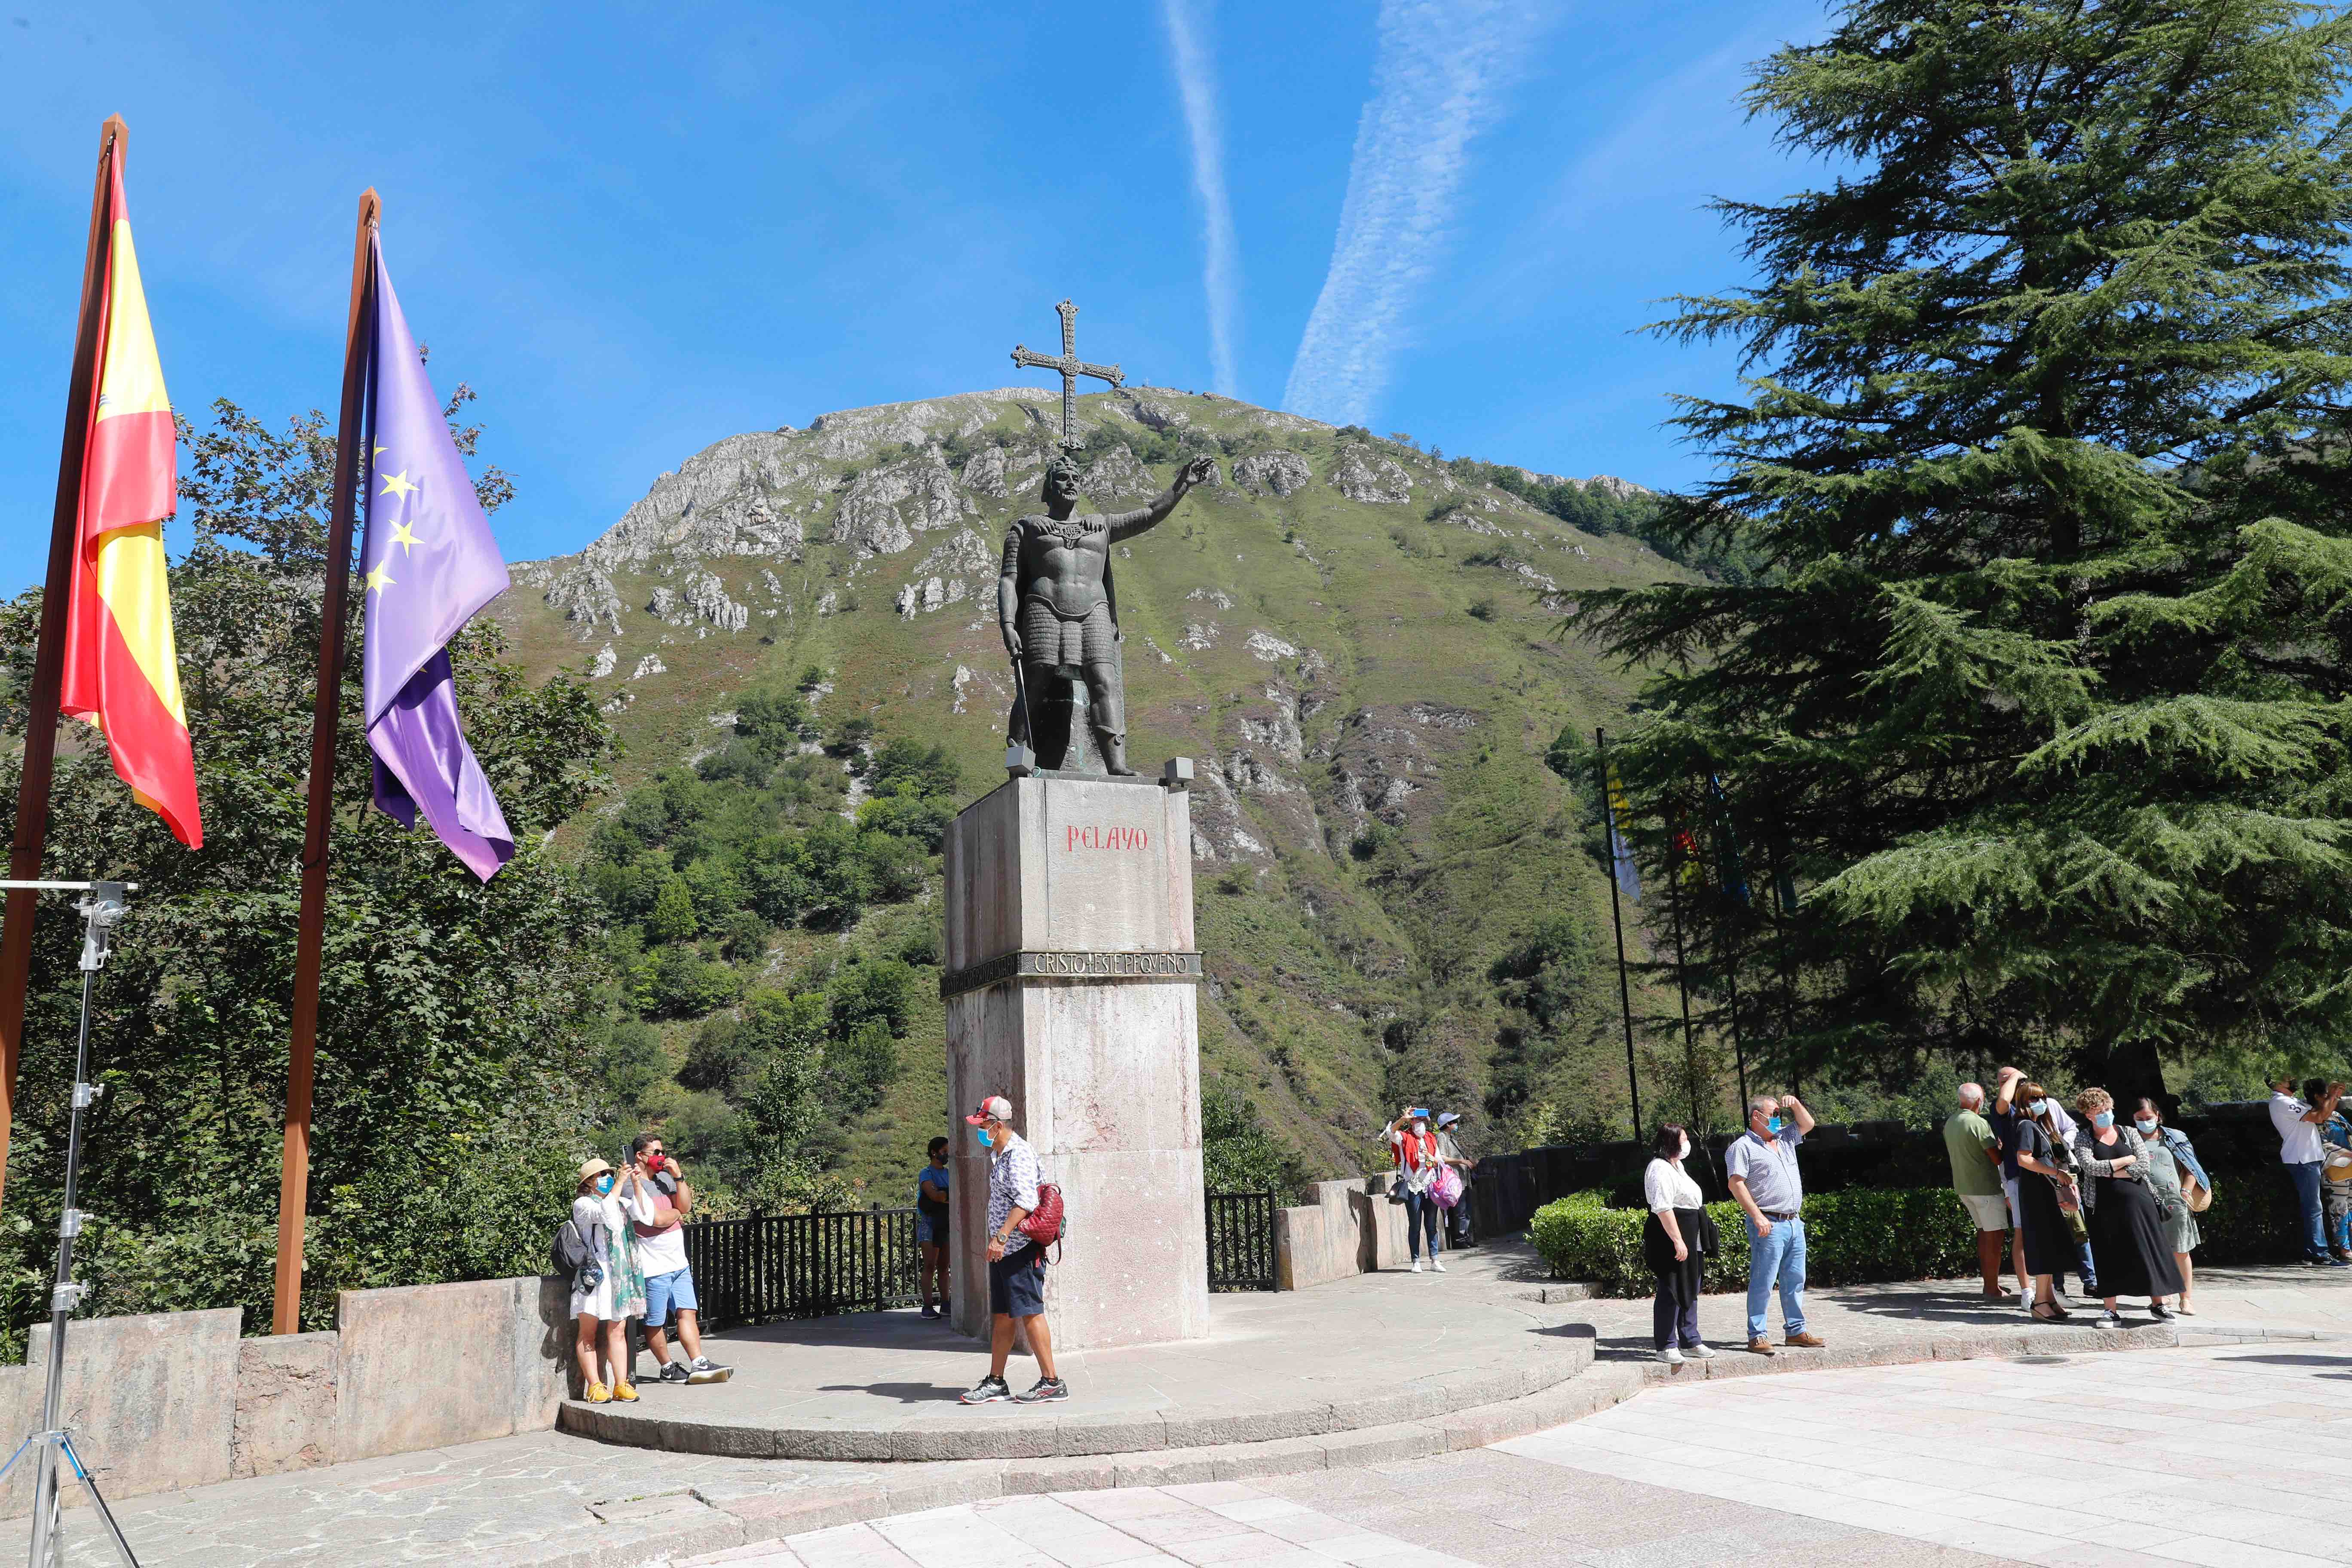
[273,189,378,1337]
[0,117,126,1225]
[1,879,141,1568]
[1664,812,1703,1130]
[1595,729,1642,1142]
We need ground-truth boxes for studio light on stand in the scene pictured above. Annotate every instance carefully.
[0,879,141,1568]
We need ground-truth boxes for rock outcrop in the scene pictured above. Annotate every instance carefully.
[542,563,623,640]
[1329,446,1413,504]
[1233,450,1312,497]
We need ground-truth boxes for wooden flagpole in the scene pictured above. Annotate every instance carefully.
[0,116,128,1221]
[272,188,378,1335]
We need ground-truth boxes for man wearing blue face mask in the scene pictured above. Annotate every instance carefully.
[1725,1093,1821,1354]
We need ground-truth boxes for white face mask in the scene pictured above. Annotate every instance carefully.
[1412,1122,1428,1136]
[1677,1136,1691,1161]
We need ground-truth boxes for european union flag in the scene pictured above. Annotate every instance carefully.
[356,236,513,879]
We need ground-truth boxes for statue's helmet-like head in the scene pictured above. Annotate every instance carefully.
[1043,455,1083,506]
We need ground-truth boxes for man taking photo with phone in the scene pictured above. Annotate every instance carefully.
[628,1133,732,1384]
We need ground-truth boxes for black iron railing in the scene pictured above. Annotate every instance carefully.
[682,1207,922,1331]
[1206,1190,1277,1291]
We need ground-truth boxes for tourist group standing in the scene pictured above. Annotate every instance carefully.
[1946,1070,2217,1323]
[560,1142,729,1403]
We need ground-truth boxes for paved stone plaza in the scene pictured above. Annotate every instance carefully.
[701,1340,2352,1568]
[40,1259,2352,1565]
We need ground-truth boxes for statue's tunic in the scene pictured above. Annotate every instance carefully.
[1004,512,1124,672]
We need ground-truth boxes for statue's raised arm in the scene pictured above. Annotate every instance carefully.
[1107,454,1219,543]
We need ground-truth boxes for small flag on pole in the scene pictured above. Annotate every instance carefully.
[1707,772,1749,904]
[57,135,201,848]
[357,237,513,879]
[1604,763,1641,904]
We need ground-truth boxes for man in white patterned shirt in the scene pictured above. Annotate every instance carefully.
[959,1094,1067,1404]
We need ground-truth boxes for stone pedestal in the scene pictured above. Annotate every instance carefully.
[941,767,1208,1351]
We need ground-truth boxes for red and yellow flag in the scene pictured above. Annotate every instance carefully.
[56,137,200,848]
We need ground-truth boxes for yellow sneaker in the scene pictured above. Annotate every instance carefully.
[613,1381,639,1402]
[585,1382,611,1404]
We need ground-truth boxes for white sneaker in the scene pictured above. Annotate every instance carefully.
[1431,1258,1446,1273]
[1659,1347,1684,1366]
[1687,1343,1716,1359]
[1410,1259,1423,1273]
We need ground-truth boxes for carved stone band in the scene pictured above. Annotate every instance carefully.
[940,949,1205,1000]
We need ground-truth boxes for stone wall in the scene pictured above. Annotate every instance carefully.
[1270,1174,1412,1291]
[0,1274,569,1516]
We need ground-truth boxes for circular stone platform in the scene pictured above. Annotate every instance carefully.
[559,1250,1593,1462]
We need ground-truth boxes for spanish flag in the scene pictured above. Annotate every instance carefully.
[55,136,200,848]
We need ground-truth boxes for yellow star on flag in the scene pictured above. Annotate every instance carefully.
[380,470,418,501]
[364,563,396,597]
[390,519,422,555]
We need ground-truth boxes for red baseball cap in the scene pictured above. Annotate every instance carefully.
[965,1094,1013,1125]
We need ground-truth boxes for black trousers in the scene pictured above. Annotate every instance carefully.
[1652,1254,1703,1350]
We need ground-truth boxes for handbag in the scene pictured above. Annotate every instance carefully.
[2181,1172,2213,1213]
[1433,1164,1463,1209]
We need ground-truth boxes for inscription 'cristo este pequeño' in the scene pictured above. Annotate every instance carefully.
[1065,823,1149,851]
[1029,950,1193,977]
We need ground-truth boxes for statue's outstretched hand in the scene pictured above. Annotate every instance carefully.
[1179,455,1219,490]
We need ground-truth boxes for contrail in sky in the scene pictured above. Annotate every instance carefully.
[1283,0,1556,427]
[1161,0,1240,397]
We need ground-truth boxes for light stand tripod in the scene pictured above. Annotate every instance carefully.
[0,879,140,1568]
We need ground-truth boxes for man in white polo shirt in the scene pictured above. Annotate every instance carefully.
[2271,1078,2344,1266]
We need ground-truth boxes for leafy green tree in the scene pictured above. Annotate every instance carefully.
[1201,1088,1309,1202]
[1575,0,2352,1105]
[646,874,701,943]
[0,396,613,1336]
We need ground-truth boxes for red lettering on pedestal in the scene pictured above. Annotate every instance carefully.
[1065,824,1152,852]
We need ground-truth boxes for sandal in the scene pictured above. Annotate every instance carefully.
[2030,1301,2066,1323]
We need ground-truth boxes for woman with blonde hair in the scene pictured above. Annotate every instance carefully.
[569,1156,652,1403]
[2071,1088,2183,1327]
[2008,1083,2076,1322]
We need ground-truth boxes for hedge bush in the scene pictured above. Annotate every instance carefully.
[1534,1187,1982,1296]
[1531,1168,2308,1295]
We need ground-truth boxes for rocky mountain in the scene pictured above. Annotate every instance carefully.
[491,386,1679,1188]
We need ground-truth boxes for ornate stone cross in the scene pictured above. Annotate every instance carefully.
[1011,299,1124,451]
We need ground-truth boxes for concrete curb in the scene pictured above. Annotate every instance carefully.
[554,1329,1598,1462]
[500,1316,2287,1567]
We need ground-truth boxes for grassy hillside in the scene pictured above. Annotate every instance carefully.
[485,386,1693,1202]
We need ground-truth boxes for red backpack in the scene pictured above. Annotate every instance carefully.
[1020,1181,1066,1262]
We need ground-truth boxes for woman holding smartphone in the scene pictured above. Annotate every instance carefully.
[570,1155,652,1403]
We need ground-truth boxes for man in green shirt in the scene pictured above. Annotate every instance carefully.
[1944,1083,2009,1300]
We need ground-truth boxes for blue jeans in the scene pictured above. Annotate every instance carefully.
[1744,1213,1806,1338]
[2288,1161,2328,1259]
[1402,1190,1442,1260]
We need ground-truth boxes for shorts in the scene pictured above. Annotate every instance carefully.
[988,1248,1046,1318]
[917,1216,949,1248]
[1960,1192,2011,1232]
[2003,1176,2020,1227]
[644,1267,698,1329]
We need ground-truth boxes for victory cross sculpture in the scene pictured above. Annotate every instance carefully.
[1003,299,1216,776]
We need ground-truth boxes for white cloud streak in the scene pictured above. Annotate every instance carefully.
[1283,0,1557,426]
[1160,0,1240,397]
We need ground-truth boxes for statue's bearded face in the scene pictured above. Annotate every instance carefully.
[1043,461,1082,507]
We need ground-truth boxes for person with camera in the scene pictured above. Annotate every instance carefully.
[1387,1106,1446,1273]
[626,1133,730,1385]
[567,1157,649,1404]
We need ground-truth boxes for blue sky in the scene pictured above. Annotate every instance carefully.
[0,0,1832,594]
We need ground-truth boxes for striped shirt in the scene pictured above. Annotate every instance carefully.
[987,1131,1042,1257]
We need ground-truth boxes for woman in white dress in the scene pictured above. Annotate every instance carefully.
[570,1157,651,1403]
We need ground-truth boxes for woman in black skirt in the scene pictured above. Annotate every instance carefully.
[2071,1088,2183,1327]
[1642,1122,1716,1366]
[2009,1082,2076,1322]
